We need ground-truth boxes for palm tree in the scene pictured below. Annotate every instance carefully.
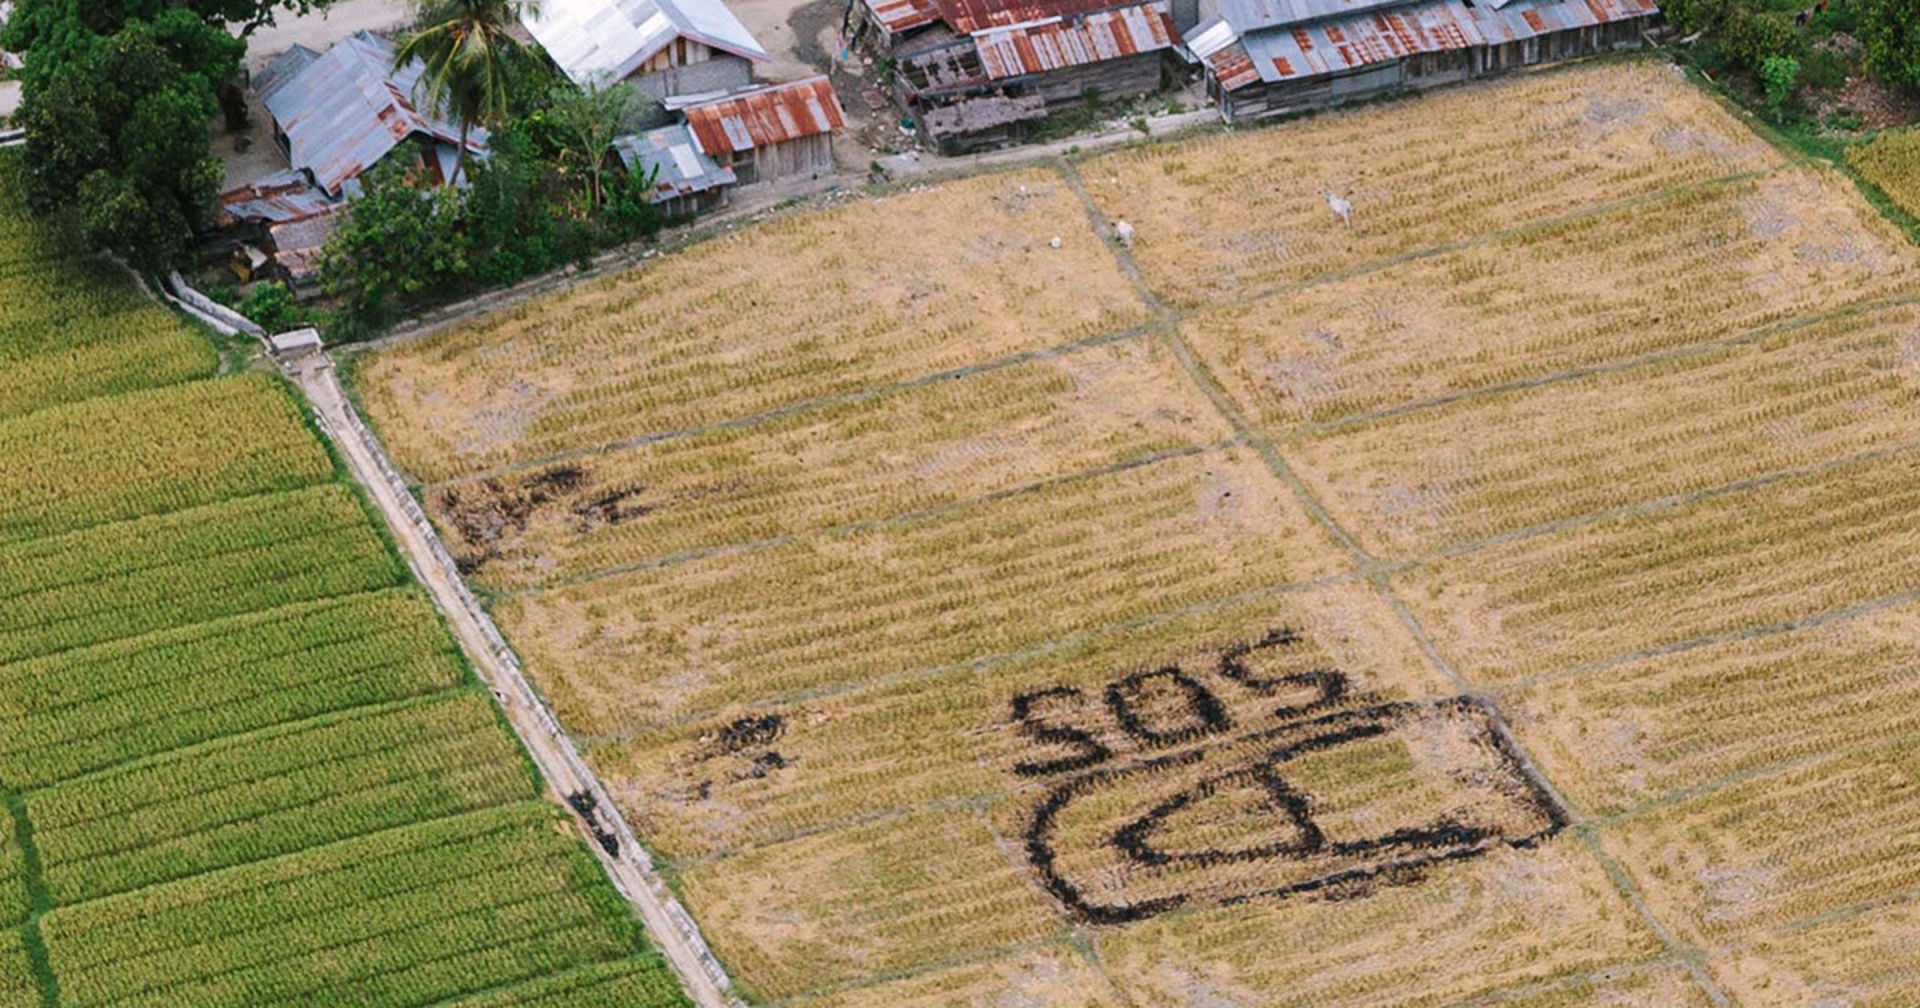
[395,0,543,184]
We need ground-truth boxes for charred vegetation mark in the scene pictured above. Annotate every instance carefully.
[1007,628,1567,924]
[434,465,655,574]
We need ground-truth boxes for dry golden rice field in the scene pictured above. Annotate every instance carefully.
[359,59,1920,1006]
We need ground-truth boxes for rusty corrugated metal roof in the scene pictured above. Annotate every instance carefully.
[612,123,738,200]
[1469,0,1656,41]
[933,0,1128,33]
[973,0,1175,78]
[260,31,484,196]
[1195,0,1656,87]
[1187,17,1263,89]
[684,77,846,154]
[1239,1,1481,81]
[1216,0,1412,32]
[215,169,339,227]
[865,0,943,33]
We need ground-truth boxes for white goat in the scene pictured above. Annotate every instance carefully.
[1112,218,1136,249]
[1325,191,1353,228]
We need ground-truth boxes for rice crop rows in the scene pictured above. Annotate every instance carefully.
[1180,169,1919,435]
[501,447,1345,736]
[0,822,25,930]
[430,338,1229,591]
[1091,842,1660,1008]
[1716,900,1920,1006]
[0,589,465,791]
[592,583,1445,861]
[440,956,692,1007]
[29,692,536,904]
[40,804,651,1008]
[350,58,1920,1008]
[1848,127,1920,220]
[1078,60,1781,307]
[1,149,685,1008]
[0,152,214,418]
[359,170,1151,482]
[0,375,333,544]
[1512,600,1920,817]
[1399,445,1920,684]
[1288,302,1920,557]
[787,945,1120,1008]
[1603,735,1920,949]
[0,930,36,1008]
[0,483,404,665]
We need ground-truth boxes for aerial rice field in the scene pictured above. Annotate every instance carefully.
[1849,126,1920,220]
[356,58,1920,1007]
[0,150,684,1006]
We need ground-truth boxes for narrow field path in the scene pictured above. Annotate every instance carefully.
[284,352,742,1008]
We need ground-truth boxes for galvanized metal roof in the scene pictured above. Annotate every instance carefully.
[260,31,483,196]
[216,168,340,226]
[254,44,318,104]
[684,77,846,155]
[973,0,1175,79]
[612,123,738,201]
[524,0,770,87]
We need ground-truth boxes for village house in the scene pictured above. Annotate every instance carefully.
[214,30,486,286]
[611,122,737,219]
[523,0,771,101]
[858,0,1184,152]
[678,76,844,186]
[1186,0,1658,121]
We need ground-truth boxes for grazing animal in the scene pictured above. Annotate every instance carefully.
[1112,219,1136,249]
[1325,191,1353,228]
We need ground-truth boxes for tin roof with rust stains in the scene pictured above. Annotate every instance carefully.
[259,31,483,196]
[684,77,846,155]
[612,123,738,200]
[973,0,1176,79]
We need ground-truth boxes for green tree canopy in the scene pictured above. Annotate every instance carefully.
[395,0,547,183]
[1859,0,1920,92]
[5,1,243,268]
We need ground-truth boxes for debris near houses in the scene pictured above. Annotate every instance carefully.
[853,0,1184,153]
[1185,0,1660,122]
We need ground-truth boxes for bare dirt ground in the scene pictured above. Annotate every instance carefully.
[242,0,412,70]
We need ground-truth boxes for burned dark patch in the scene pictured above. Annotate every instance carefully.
[571,485,654,531]
[434,464,597,574]
[565,790,622,857]
[710,714,785,755]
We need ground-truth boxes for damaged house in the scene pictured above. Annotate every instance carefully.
[213,30,488,286]
[1187,0,1658,122]
[524,0,771,101]
[858,0,1182,152]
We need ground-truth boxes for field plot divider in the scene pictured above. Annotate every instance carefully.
[1055,160,1736,1008]
[5,796,60,1008]
[288,358,743,1008]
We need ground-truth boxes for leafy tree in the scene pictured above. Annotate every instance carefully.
[1761,55,1799,109]
[394,0,547,184]
[547,75,646,209]
[5,2,242,267]
[1859,0,1920,91]
[320,159,472,327]
[1,0,332,44]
